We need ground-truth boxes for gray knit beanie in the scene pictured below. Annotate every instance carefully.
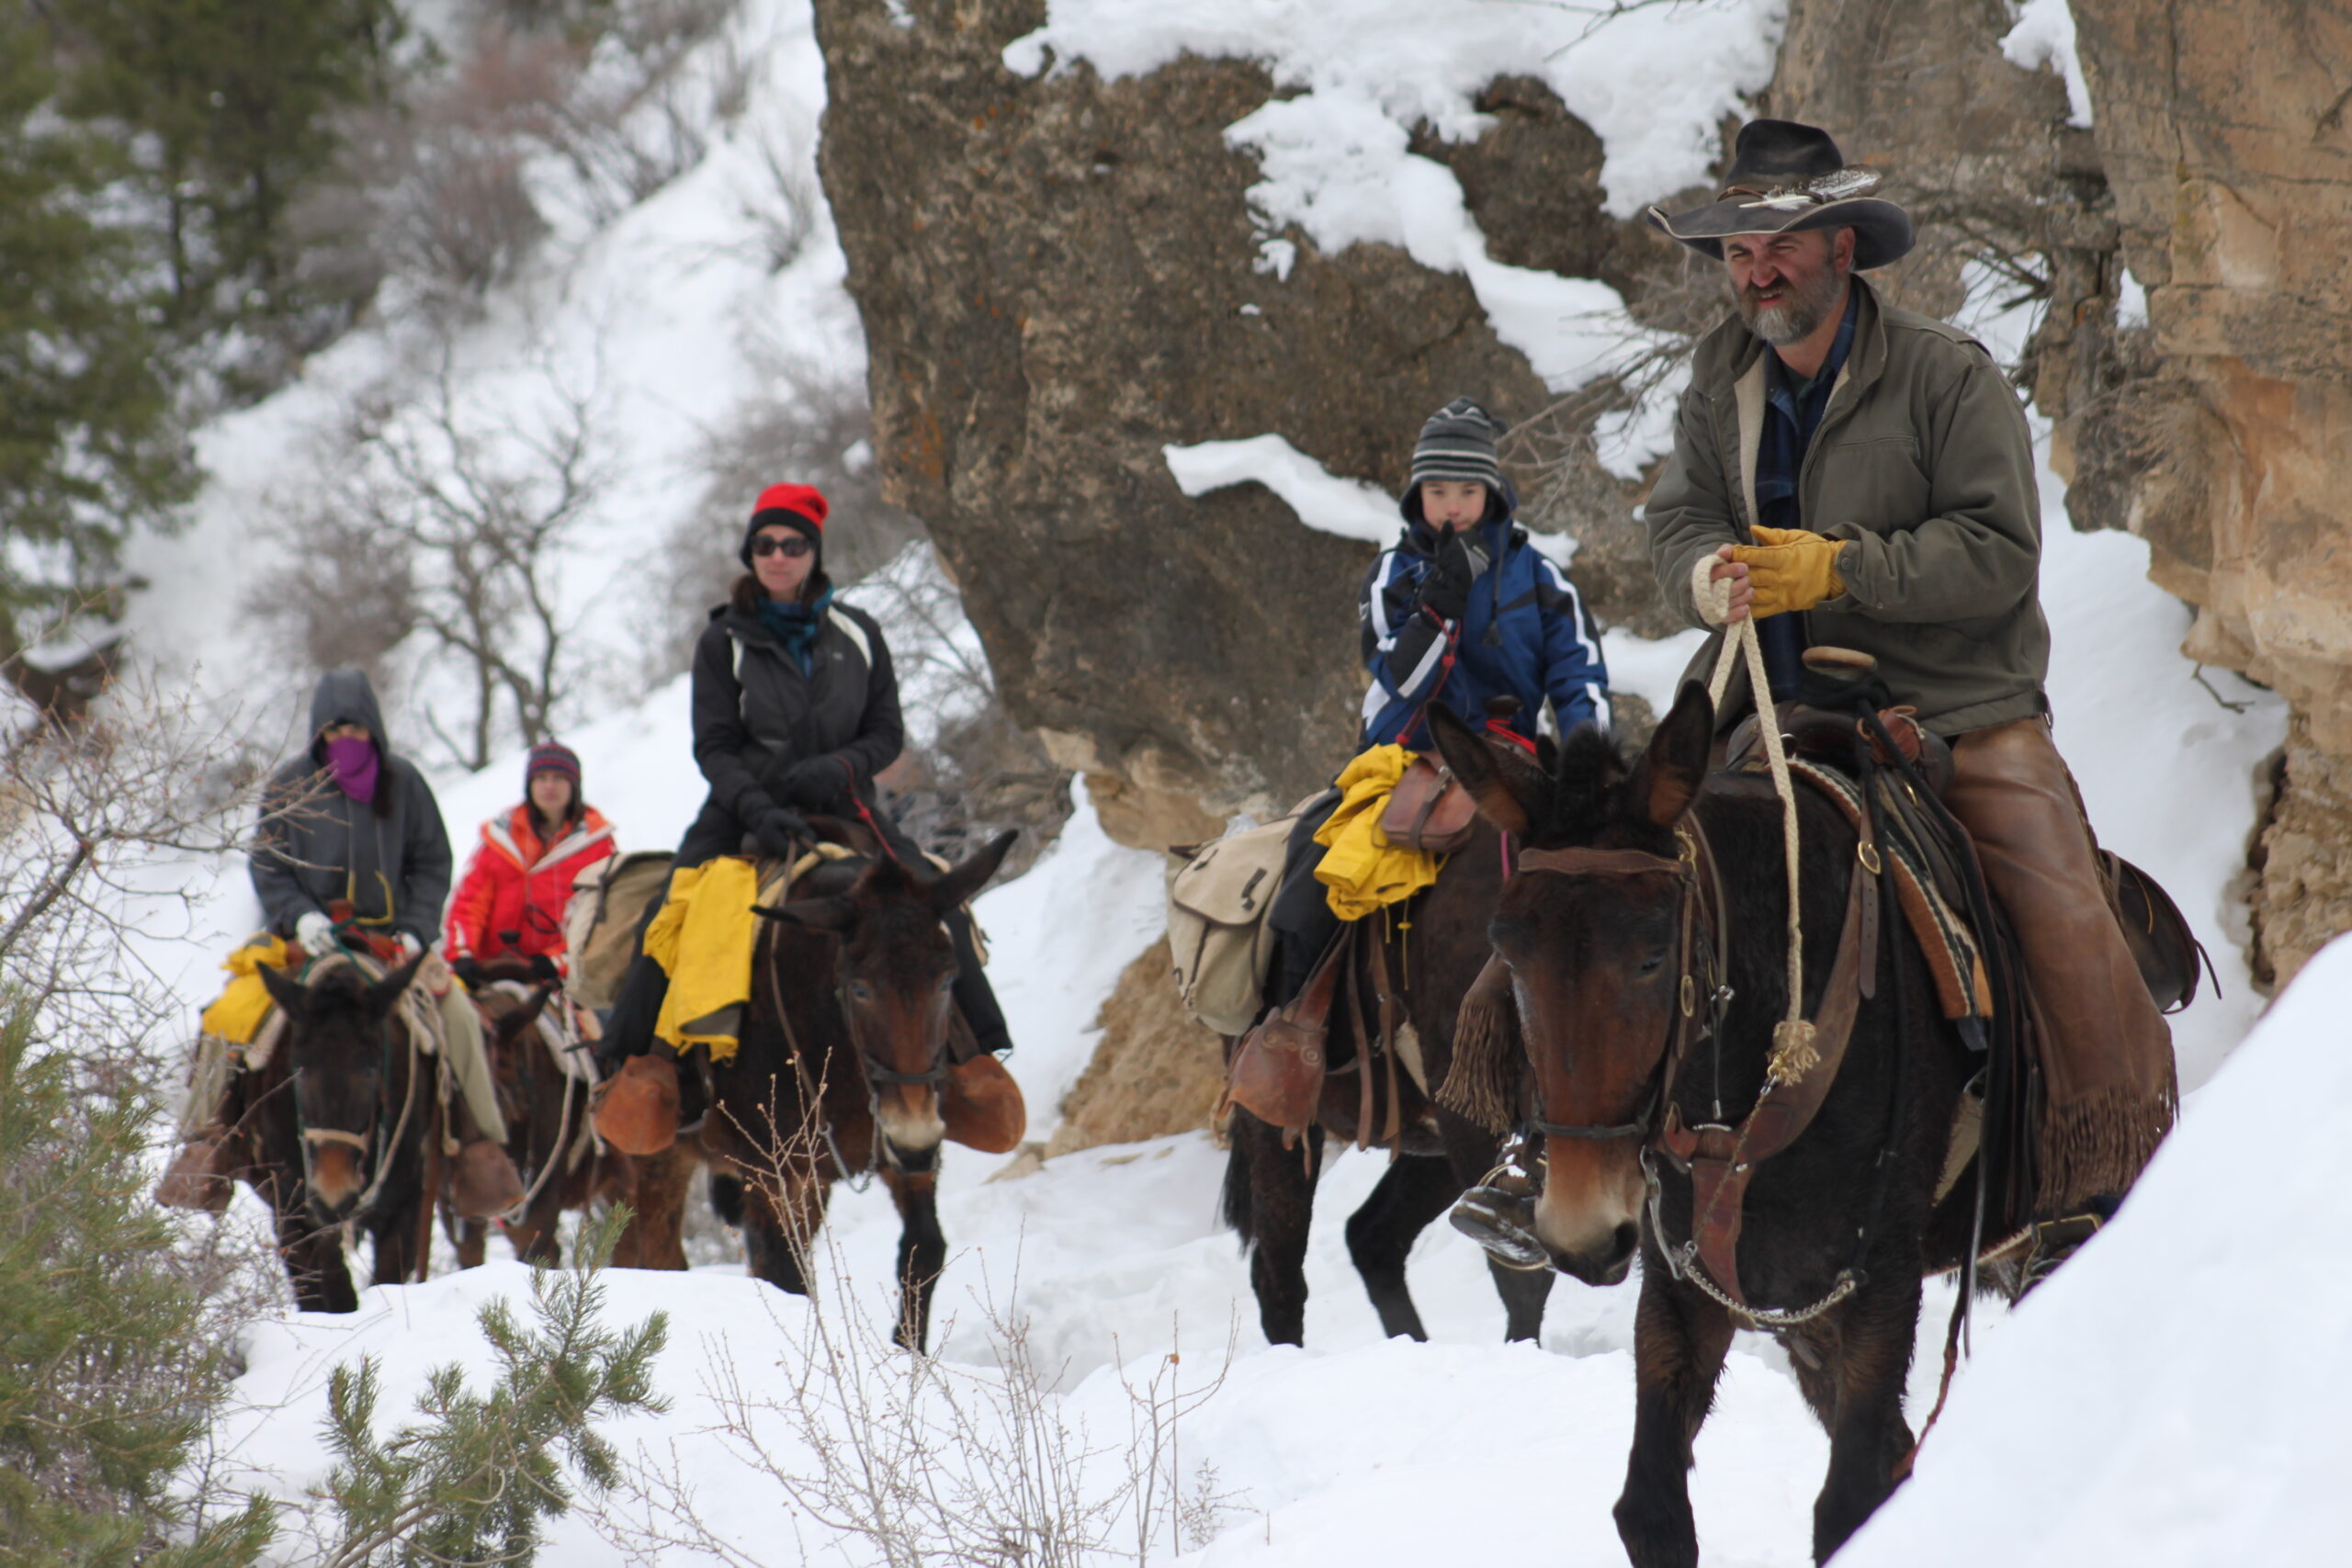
[1408,397,1507,491]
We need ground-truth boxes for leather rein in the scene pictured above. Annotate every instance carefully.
[1515,796,1894,1328]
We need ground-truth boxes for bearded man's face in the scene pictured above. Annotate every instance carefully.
[1724,229,1851,344]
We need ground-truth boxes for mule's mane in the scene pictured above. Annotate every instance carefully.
[1525,723,1635,845]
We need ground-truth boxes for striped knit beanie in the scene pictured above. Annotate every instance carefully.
[1408,398,1507,491]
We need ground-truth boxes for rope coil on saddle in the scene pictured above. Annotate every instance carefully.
[1692,557,1815,1081]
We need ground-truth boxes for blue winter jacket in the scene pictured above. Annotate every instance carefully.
[1358,514,1611,749]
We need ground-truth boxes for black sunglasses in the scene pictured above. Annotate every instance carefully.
[752,535,815,558]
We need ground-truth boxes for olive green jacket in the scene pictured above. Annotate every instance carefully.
[1645,276,2049,737]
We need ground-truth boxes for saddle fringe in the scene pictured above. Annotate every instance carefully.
[1437,956,1517,1134]
[2037,1082,2177,1214]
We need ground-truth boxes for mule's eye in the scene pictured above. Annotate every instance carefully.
[1637,947,1670,976]
[937,973,956,994]
[849,981,875,1003]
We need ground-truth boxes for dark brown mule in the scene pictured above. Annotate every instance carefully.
[445,966,583,1269]
[1429,691,1978,1568]
[614,832,1020,1351]
[1221,818,1555,1348]
[227,953,433,1312]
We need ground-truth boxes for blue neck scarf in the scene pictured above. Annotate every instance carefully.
[757,586,834,676]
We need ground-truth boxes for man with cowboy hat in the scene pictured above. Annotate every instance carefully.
[1634,118,2177,1264]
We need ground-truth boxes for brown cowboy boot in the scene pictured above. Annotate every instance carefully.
[941,1054,1026,1154]
[449,1137,527,1219]
[1448,1128,1550,1271]
[593,1050,681,1156]
[155,1128,237,1213]
[445,1095,526,1219]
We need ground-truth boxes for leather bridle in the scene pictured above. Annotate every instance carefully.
[1510,821,1728,1146]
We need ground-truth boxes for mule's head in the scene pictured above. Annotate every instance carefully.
[1428,686,1714,1285]
[256,953,424,1223]
[761,831,1018,1161]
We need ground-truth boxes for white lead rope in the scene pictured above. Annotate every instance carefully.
[1692,557,1818,1082]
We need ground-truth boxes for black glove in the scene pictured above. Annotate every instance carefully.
[1417,531,1485,622]
[750,803,810,860]
[526,953,560,984]
[450,957,486,989]
[780,754,851,810]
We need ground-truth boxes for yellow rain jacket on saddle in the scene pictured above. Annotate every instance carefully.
[1313,743,1442,920]
[643,857,765,1063]
[198,934,296,1045]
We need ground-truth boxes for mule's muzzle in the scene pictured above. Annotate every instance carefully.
[304,1129,371,1221]
[1545,1220,1640,1287]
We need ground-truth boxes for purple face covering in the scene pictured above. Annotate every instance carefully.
[324,735,379,804]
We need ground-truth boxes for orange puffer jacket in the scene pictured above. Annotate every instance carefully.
[444,804,616,969]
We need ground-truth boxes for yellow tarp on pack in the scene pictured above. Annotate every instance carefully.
[197,934,295,1045]
[1314,743,1442,920]
[645,857,763,1063]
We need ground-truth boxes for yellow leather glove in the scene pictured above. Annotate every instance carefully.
[1729,525,1845,618]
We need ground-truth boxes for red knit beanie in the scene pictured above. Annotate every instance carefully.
[741,483,830,567]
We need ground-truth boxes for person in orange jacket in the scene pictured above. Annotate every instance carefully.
[445,741,616,987]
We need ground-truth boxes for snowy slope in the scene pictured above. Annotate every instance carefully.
[1839,934,2352,1567]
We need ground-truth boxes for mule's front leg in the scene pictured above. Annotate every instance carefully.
[1812,1270,1924,1562]
[1613,1264,1735,1568]
[740,1161,830,1295]
[883,1163,944,1353]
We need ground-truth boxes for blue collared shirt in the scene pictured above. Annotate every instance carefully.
[1751,288,1860,698]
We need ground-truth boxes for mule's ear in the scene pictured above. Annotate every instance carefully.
[931,829,1018,912]
[256,961,308,1018]
[363,953,428,1017]
[755,897,856,932]
[1425,704,1544,838]
[1628,682,1715,829]
[494,987,555,1043]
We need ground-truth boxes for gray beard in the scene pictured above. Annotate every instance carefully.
[1736,268,1847,345]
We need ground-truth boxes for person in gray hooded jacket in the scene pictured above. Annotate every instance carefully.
[158,669,524,1218]
[251,668,453,951]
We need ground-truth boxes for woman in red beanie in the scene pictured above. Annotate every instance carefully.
[594,483,1015,1146]
[444,740,616,986]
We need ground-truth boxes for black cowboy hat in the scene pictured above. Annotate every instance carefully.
[1645,119,1914,270]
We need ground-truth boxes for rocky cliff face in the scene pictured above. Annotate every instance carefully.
[810,0,1663,847]
[814,0,2351,984]
[2060,0,2352,985]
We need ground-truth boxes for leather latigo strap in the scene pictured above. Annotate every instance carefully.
[1659,849,1876,1308]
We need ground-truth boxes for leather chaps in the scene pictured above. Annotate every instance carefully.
[1943,717,2178,1212]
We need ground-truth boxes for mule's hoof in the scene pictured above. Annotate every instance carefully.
[593,1054,680,1156]
[155,1132,236,1213]
[1450,1184,1549,1271]
[449,1140,526,1219]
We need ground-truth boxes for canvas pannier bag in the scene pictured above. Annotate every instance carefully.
[1164,816,1295,1037]
[563,850,676,1010]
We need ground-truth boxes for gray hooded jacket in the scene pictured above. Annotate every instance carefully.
[251,670,452,945]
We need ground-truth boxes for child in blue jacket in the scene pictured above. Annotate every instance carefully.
[1266,397,1613,1005]
[1357,398,1611,748]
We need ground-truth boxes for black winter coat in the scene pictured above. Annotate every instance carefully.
[689,594,903,829]
[252,668,453,945]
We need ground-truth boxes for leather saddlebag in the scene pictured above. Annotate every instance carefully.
[1225,927,1348,1136]
[1379,757,1478,855]
[2102,852,2211,1014]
